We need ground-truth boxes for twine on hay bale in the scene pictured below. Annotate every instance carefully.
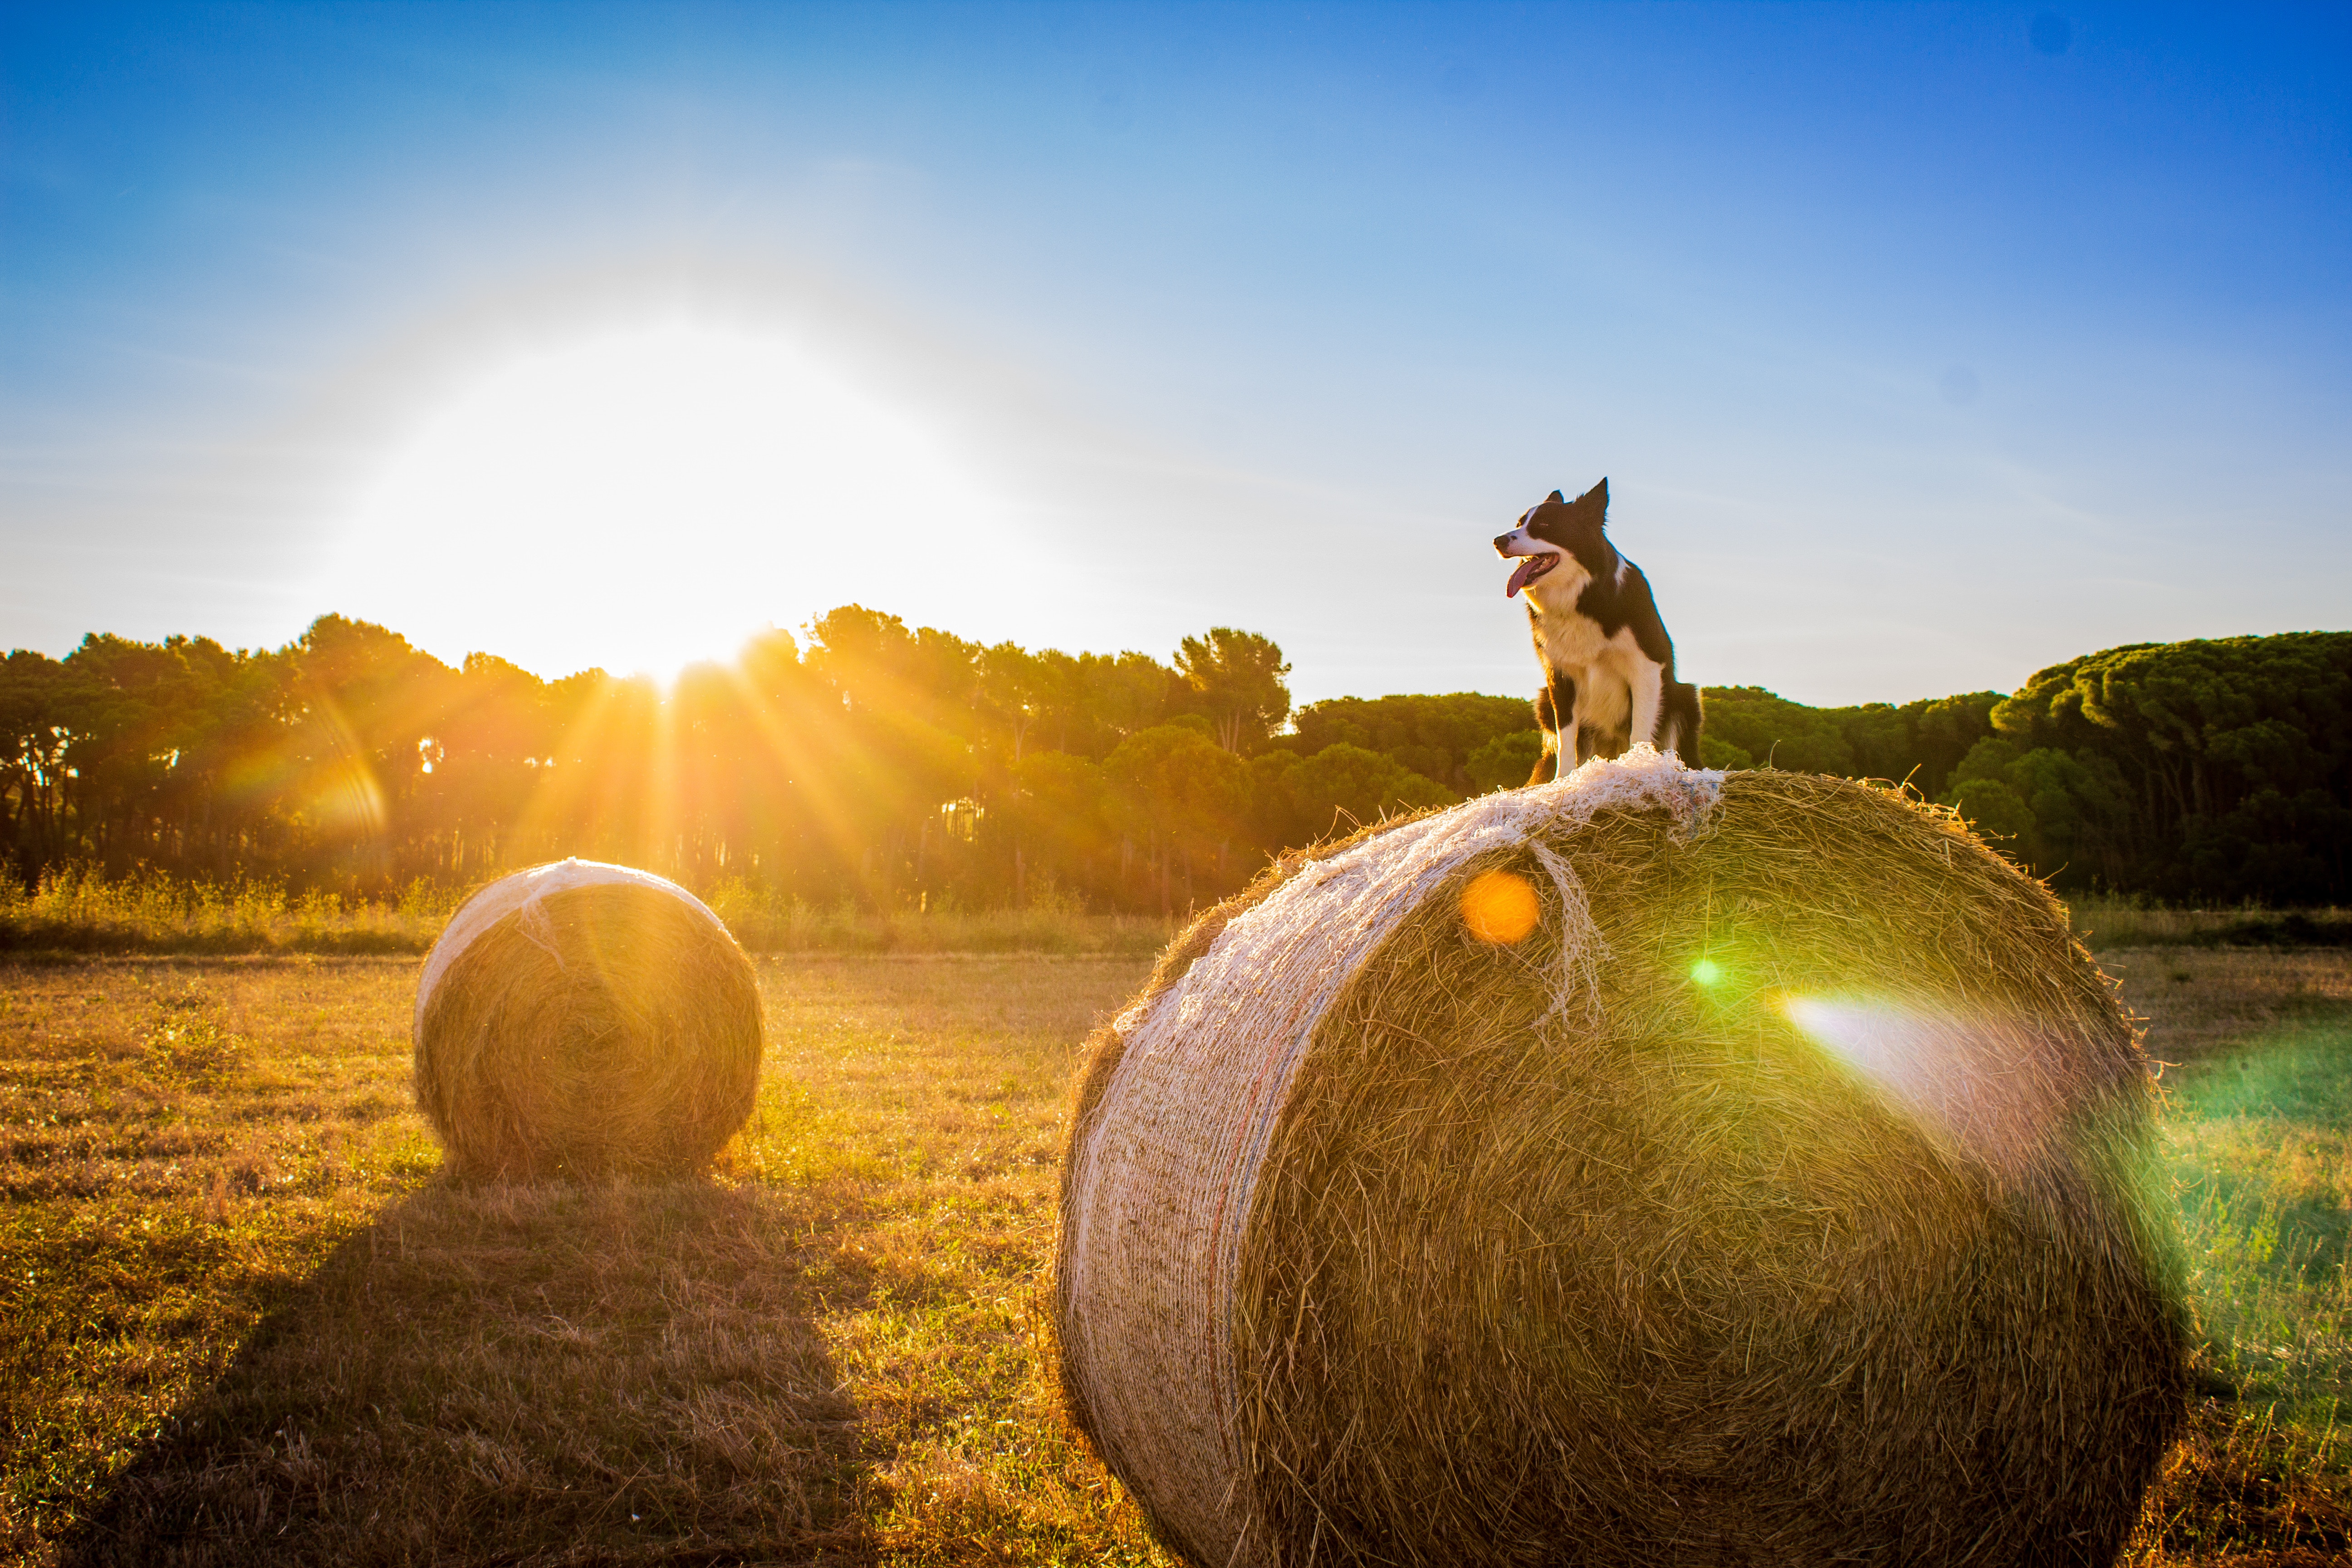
[413,859,764,1180]
[1055,747,2187,1568]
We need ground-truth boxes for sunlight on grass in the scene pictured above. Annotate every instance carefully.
[2120,949,2352,1561]
[704,880,1171,959]
[0,867,463,956]
[0,866,1172,960]
[2071,895,2352,952]
[0,954,1174,1565]
[7,944,2352,1563]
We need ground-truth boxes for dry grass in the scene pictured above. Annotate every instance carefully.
[0,959,436,1561]
[0,869,1172,960]
[2,938,2348,1565]
[14,871,2347,963]
[0,953,1170,1567]
[0,872,462,956]
[2072,898,2352,952]
[703,884,1171,959]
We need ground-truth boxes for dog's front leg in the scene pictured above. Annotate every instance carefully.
[1626,659,1666,751]
[1547,671,1578,782]
[1528,686,1558,786]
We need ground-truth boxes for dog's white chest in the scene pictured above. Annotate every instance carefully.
[1525,567,1626,670]
[1530,599,1610,667]
[1527,583,1653,734]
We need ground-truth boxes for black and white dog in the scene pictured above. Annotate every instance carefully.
[1494,477,1701,784]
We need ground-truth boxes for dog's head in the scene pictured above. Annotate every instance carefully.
[1492,477,1609,598]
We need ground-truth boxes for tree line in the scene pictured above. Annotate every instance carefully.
[2,613,2344,910]
[1695,632,2351,902]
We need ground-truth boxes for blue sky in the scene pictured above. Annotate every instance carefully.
[3,2,2346,704]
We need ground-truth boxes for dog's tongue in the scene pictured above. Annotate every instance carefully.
[1506,556,1548,598]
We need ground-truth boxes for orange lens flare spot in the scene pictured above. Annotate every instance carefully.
[1460,869,1541,945]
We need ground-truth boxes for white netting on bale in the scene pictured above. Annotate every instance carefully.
[413,858,764,1180]
[1054,749,2186,1568]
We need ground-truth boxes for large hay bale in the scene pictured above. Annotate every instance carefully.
[1057,749,2186,1567]
[414,859,763,1180]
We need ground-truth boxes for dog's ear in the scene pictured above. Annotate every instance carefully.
[1575,477,1609,512]
[1546,490,1565,505]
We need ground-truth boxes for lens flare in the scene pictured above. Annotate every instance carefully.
[1779,994,2071,1176]
[1689,956,1725,987]
[1782,997,1927,1090]
[1460,869,1540,944]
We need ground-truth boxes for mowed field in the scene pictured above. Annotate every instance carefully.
[1,955,1166,1567]
[2,944,2351,1567]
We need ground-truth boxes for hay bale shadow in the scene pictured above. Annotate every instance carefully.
[60,1180,870,1567]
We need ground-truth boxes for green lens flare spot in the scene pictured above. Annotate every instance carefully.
[1690,957,1724,988]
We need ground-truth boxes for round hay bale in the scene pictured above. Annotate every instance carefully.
[413,859,763,1180]
[1056,749,2186,1568]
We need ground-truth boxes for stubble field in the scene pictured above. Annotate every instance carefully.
[3,943,2351,1566]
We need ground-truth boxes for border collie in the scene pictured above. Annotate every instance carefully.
[1493,477,1701,783]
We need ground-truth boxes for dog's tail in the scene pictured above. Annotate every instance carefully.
[1660,681,1703,761]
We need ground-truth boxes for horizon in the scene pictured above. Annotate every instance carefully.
[5,3,2347,706]
[38,601,2331,720]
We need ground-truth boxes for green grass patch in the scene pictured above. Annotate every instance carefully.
[2122,950,2352,1562]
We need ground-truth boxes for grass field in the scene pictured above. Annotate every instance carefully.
[2071,898,2352,953]
[3,942,2351,1565]
[5,867,2339,961]
[0,870,1172,960]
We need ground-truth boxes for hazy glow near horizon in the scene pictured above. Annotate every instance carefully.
[334,321,997,680]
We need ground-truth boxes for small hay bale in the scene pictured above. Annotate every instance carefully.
[413,859,763,1180]
[1056,749,2186,1568]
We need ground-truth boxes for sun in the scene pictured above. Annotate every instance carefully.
[329,318,1002,681]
